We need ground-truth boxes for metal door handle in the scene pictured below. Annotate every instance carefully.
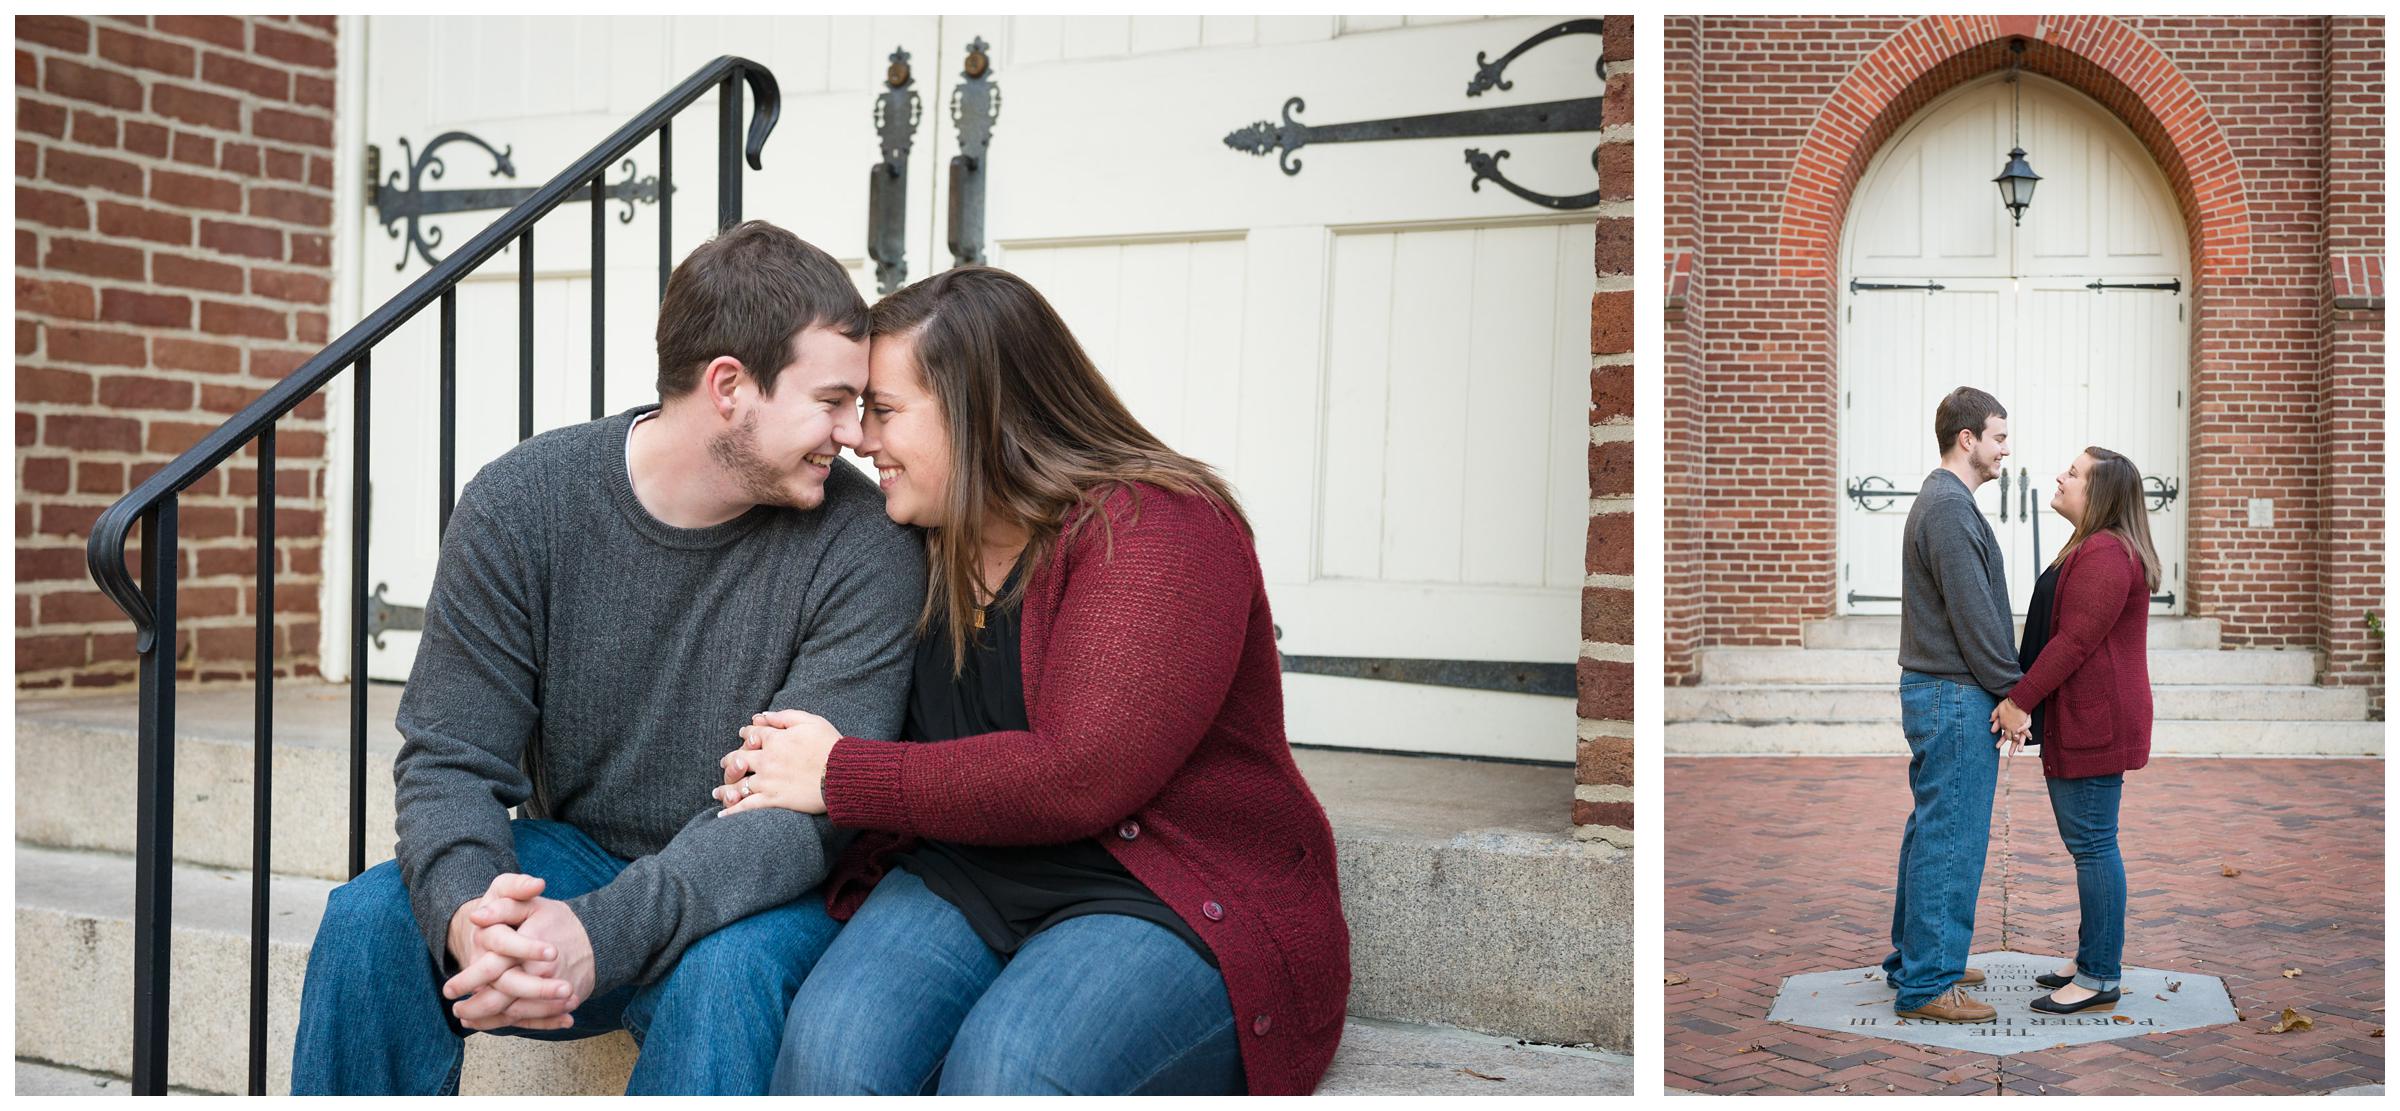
[1999,467,2009,522]
[2020,467,2030,520]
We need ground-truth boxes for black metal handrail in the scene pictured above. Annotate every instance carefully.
[82,55,782,1096]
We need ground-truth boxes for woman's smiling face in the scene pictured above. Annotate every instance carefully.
[859,329,953,528]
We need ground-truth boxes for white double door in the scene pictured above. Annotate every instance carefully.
[347,16,1602,761]
[1840,277,2185,613]
[1837,71,2187,616]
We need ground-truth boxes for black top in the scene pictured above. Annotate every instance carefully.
[893,564,1217,966]
[2016,563,2062,748]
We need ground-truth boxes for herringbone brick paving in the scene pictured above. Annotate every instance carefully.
[1667,756,2385,1095]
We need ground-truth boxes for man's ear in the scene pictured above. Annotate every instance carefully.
[702,356,747,420]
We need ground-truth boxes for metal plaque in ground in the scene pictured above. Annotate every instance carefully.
[1766,951,2237,1055]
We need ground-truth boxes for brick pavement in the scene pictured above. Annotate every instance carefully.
[1666,756,2385,1095]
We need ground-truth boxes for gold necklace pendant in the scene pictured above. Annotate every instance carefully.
[969,606,987,632]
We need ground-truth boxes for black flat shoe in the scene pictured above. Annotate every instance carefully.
[2030,987,2120,1014]
[2034,972,2074,990]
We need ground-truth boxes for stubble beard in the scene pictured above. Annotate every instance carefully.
[709,412,819,510]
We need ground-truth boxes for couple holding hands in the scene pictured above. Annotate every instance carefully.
[289,222,1348,1096]
[1884,387,2161,1024]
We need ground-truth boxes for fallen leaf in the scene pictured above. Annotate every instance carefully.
[1737,1044,1766,1054]
[2038,1085,2048,1094]
[1835,1084,1850,1093]
[1457,1068,1504,1082]
[2155,994,2170,1002]
[1700,989,1721,1000]
[2159,1071,2179,1078]
[2372,1029,2385,1039]
[2282,968,2303,979]
[1665,972,1690,986]
[2113,1015,2134,1025]
[2167,980,2183,993]
[2220,863,2242,877]
[1886,1085,1896,1093]
[2266,1008,2315,1034]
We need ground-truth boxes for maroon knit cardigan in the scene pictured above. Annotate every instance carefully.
[2014,531,2154,779]
[818,485,1351,1095]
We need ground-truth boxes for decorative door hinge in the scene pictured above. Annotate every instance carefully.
[868,46,921,294]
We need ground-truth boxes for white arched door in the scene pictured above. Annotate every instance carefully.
[1837,72,2187,615]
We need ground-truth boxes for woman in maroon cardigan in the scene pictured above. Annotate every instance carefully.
[708,266,1348,1095]
[1990,447,2160,1018]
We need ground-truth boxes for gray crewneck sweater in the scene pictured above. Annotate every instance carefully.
[390,407,925,996]
[1897,467,2022,696]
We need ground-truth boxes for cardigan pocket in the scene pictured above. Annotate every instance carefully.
[2059,648,2116,748]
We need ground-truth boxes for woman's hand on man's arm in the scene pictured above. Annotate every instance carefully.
[713,709,840,816]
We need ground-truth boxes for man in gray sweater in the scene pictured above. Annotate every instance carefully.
[292,223,926,1093]
[1880,386,2022,1025]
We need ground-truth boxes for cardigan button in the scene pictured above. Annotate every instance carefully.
[1117,820,1140,841]
[1252,1013,1273,1036]
[1201,900,1224,921]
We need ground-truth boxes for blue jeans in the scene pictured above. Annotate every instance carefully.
[771,867,1244,1095]
[291,818,840,1095]
[2046,773,2126,990]
[1882,672,2001,1010]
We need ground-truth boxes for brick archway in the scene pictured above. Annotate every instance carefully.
[1776,15,2251,283]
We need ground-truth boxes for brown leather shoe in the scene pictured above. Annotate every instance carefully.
[1958,967,1985,986]
[1896,986,1996,1023]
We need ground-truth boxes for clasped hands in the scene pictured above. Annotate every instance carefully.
[441,873,595,1031]
[712,708,841,817]
[1990,698,2032,755]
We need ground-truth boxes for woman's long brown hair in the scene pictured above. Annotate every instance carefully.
[2050,446,2162,592]
[870,266,1248,673]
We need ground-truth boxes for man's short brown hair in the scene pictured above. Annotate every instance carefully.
[654,221,868,398]
[1934,386,2007,455]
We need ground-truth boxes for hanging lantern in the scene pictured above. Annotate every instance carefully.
[1993,38,2039,226]
[1994,146,2040,226]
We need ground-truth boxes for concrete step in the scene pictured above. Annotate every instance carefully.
[14,685,1628,1055]
[15,684,404,883]
[13,845,1629,1096]
[1696,646,2317,687]
[1665,682,2372,724]
[1802,615,2222,650]
[1666,718,2386,757]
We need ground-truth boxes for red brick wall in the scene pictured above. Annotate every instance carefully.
[1575,14,1632,844]
[16,15,338,689]
[2318,16,2385,714]
[1663,16,2384,712]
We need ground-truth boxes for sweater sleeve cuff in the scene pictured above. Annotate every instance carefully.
[565,884,662,998]
[409,850,511,971]
[823,737,913,834]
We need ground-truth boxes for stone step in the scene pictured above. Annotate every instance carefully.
[1696,646,2317,687]
[1665,718,2386,757]
[1802,615,2223,650]
[1665,683,2371,724]
[14,685,1628,1054]
[13,845,1629,1096]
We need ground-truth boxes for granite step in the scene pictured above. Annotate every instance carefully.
[1696,646,2317,687]
[1665,718,2386,757]
[1802,615,2222,651]
[12,844,1629,1096]
[1665,682,2371,724]
[14,685,1628,1055]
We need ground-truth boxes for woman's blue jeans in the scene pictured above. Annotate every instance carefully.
[771,866,1245,1095]
[289,818,840,1094]
[2045,772,2126,990]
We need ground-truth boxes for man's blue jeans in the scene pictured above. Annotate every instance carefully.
[2046,772,2126,991]
[771,867,1245,1095]
[1882,672,2001,1010]
[290,818,840,1095]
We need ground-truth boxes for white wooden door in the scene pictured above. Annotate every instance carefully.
[348,17,1603,762]
[352,15,936,679]
[949,17,1598,761]
[1838,72,2186,616]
